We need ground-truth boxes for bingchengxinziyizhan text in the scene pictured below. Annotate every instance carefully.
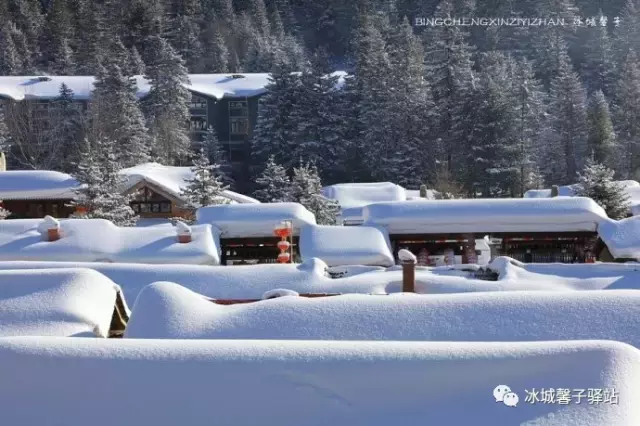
[414,17,621,27]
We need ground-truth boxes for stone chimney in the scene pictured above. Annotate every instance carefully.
[419,184,427,198]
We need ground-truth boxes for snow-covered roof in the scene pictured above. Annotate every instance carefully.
[0,170,79,200]
[119,162,259,205]
[0,74,272,101]
[299,224,394,267]
[0,268,119,337]
[0,218,220,265]
[196,202,316,238]
[524,181,640,216]
[125,282,640,349]
[322,182,407,210]
[0,337,635,425]
[598,216,640,259]
[363,197,608,234]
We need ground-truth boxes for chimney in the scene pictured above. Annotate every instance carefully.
[0,152,5,172]
[419,184,427,198]
[41,215,61,242]
[398,249,417,293]
[551,185,559,197]
[175,221,192,244]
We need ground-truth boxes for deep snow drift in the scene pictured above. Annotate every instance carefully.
[0,268,119,337]
[0,257,639,304]
[0,338,635,426]
[598,217,640,260]
[0,218,220,265]
[125,282,640,348]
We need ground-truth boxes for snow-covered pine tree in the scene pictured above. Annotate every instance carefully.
[614,51,640,179]
[91,61,152,166]
[574,159,630,219]
[582,12,615,97]
[614,0,640,61]
[0,205,9,220]
[587,90,616,166]
[180,148,229,208]
[422,0,477,186]
[0,111,11,155]
[50,36,76,74]
[249,0,271,37]
[0,22,22,75]
[129,46,146,75]
[50,83,83,173]
[546,49,588,184]
[200,126,234,187]
[39,0,73,73]
[469,52,520,197]
[250,60,301,173]
[288,161,339,225]
[290,65,343,183]
[511,57,547,195]
[71,138,138,226]
[73,0,104,75]
[199,17,229,73]
[144,35,192,165]
[253,155,290,202]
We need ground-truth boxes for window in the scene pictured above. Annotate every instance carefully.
[141,203,150,213]
[189,95,208,110]
[160,202,171,213]
[229,101,248,117]
[230,118,248,134]
[190,118,208,131]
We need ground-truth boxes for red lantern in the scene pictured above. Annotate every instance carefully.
[273,226,292,238]
[277,240,291,251]
[277,252,291,263]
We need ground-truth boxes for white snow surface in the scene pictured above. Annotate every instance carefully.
[196,202,316,238]
[299,224,394,267]
[125,282,640,348]
[0,268,119,337]
[0,337,636,426]
[322,182,407,223]
[0,74,272,101]
[363,197,608,234]
[0,170,79,200]
[0,219,220,265]
[598,217,640,259]
[1,257,640,305]
[119,162,259,204]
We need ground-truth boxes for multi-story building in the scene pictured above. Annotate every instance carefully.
[0,74,271,191]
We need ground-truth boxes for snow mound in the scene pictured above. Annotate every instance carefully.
[262,289,299,299]
[299,225,394,267]
[119,162,259,205]
[598,217,640,260]
[0,170,79,200]
[0,268,119,337]
[174,221,191,236]
[2,258,640,303]
[322,182,407,224]
[0,218,220,265]
[196,202,316,238]
[125,282,640,348]
[363,197,608,234]
[398,249,417,264]
[0,337,636,425]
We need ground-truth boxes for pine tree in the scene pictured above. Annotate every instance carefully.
[587,90,616,166]
[512,57,547,195]
[200,18,229,73]
[0,111,11,154]
[469,52,520,197]
[251,60,301,172]
[574,159,630,219]
[249,0,270,37]
[72,138,139,226]
[0,22,22,75]
[50,37,76,74]
[39,0,73,72]
[144,35,192,165]
[582,12,615,96]
[130,46,146,75]
[180,148,229,208]
[50,83,83,173]
[614,51,640,179]
[200,126,234,187]
[288,161,339,225]
[614,0,640,60]
[91,61,152,166]
[253,155,291,202]
[546,50,588,184]
[73,0,104,75]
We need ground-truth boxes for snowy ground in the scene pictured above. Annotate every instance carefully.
[0,338,635,426]
[0,257,638,305]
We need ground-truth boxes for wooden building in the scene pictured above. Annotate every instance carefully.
[0,170,78,219]
[362,197,609,264]
[196,203,316,265]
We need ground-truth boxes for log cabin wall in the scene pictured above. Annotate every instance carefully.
[2,199,74,218]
